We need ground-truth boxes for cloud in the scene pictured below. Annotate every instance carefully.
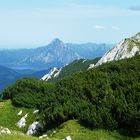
[95,25,105,30]
[129,6,140,11]
[112,26,120,30]
[94,25,120,31]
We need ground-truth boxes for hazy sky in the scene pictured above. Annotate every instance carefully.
[0,0,140,48]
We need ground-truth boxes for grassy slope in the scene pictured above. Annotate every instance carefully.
[0,100,38,133]
[0,132,38,140]
[53,120,140,140]
[0,101,140,140]
[0,120,140,140]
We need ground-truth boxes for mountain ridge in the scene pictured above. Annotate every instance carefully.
[41,58,100,82]
[95,32,140,66]
[0,39,113,70]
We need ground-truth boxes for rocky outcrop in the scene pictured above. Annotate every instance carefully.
[26,121,41,136]
[17,110,22,116]
[88,64,95,69]
[17,114,28,128]
[33,110,39,114]
[95,32,140,67]
[0,128,11,134]
[39,134,48,139]
[62,136,72,140]
[41,67,61,81]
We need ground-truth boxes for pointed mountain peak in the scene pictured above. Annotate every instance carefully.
[51,38,64,45]
[48,38,66,48]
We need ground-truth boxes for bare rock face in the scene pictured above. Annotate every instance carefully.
[17,114,28,128]
[17,110,22,116]
[26,121,41,136]
[62,136,72,140]
[0,128,11,134]
[39,134,48,139]
[33,110,39,114]
[95,32,140,67]
[41,67,62,81]
[88,64,95,70]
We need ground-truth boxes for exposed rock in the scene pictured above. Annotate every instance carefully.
[62,136,72,140]
[17,114,28,128]
[95,33,140,67]
[41,67,62,81]
[82,59,87,63]
[17,110,22,116]
[24,114,28,118]
[26,121,41,136]
[66,136,72,140]
[33,110,39,114]
[0,128,11,134]
[53,130,56,134]
[88,64,95,69]
[39,134,48,139]
[64,63,68,67]
[53,68,62,78]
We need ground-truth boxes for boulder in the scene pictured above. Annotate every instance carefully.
[62,136,72,140]
[0,128,11,134]
[17,114,28,128]
[66,136,72,140]
[33,110,39,114]
[17,110,22,116]
[39,134,48,139]
[88,64,95,69]
[24,113,28,118]
[26,121,41,136]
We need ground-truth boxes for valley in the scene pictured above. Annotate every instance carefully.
[0,0,140,139]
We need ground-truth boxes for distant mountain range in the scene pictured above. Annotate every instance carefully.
[0,38,114,92]
[0,38,113,70]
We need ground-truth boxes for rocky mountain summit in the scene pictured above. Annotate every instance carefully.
[95,32,140,66]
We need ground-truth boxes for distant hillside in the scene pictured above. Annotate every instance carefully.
[0,66,50,92]
[42,57,100,82]
[0,66,21,92]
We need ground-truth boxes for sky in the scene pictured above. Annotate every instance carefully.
[0,0,140,49]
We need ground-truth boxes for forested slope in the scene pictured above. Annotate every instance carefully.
[2,54,140,134]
